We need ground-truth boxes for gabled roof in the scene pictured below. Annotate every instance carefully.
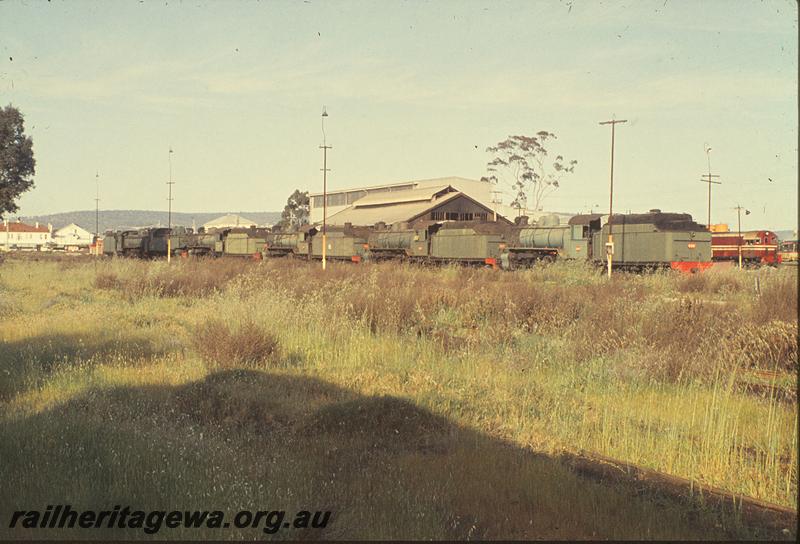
[324,187,511,227]
[352,185,455,207]
[202,214,258,228]
[53,223,92,236]
[324,192,457,226]
[308,176,485,197]
[2,221,49,233]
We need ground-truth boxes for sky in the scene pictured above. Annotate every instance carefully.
[1,0,797,230]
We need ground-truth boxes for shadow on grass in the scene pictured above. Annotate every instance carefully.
[0,370,795,540]
[0,333,169,400]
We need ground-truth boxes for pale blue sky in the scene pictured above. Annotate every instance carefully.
[1,0,797,229]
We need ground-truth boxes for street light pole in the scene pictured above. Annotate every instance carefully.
[320,107,331,271]
[737,206,742,269]
[700,145,721,229]
[167,147,174,263]
[599,118,627,279]
[734,204,750,269]
[95,171,100,256]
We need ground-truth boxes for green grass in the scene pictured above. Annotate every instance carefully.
[0,257,796,539]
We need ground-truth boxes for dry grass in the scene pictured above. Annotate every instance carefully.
[752,271,798,324]
[93,271,120,289]
[677,268,747,294]
[230,261,795,383]
[0,258,797,539]
[193,318,281,369]
[94,258,250,298]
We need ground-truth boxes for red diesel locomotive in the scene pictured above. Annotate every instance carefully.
[711,230,781,265]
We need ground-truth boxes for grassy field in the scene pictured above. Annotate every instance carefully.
[0,256,797,539]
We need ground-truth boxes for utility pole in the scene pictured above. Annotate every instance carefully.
[167,147,174,263]
[95,171,100,256]
[734,204,750,269]
[599,118,627,279]
[700,145,721,228]
[320,107,331,271]
[491,190,502,222]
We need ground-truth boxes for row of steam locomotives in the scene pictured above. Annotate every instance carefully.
[103,210,725,272]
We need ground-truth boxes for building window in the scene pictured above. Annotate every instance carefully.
[346,190,368,204]
[431,211,444,221]
[326,193,347,207]
[445,212,459,220]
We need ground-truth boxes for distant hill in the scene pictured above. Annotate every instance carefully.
[18,210,282,233]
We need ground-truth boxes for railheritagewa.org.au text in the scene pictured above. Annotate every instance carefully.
[8,505,331,535]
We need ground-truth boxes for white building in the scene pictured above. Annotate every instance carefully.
[52,223,94,251]
[202,214,259,230]
[1,220,53,251]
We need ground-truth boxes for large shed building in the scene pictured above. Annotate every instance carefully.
[324,185,511,227]
[309,176,510,224]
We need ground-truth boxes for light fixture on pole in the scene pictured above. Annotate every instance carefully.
[320,107,331,271]
[167,147,175,263]
[599,117,627,279]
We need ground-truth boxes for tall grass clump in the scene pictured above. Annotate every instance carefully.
[676,267,746,294]
[751,270,798,324]
[193,318,281,369]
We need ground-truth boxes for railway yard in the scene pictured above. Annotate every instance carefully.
[1,0,796,539]
[0,255,796,539]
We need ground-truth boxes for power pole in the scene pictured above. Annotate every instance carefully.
[167,147,174,263]
[320,107,331,271]
[95,171,100,256]
[599,118,627,278]
[734,204,750,269]
[491,190,502,222]
[700,145,721,228]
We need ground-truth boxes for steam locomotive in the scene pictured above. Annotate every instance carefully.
[103,210,713,272]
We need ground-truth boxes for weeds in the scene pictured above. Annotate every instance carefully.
[0,258,797,532]
[193,318,281,369]
[94,258,249,298]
